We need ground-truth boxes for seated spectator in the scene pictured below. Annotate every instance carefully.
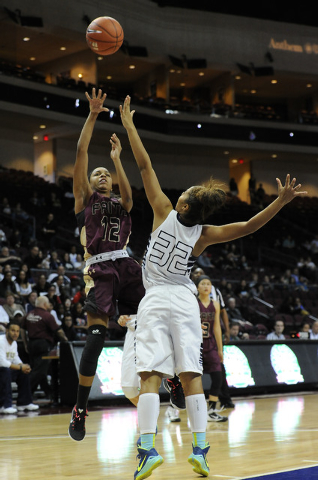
[2,292,26,321]
[48,250,62,270]
[1,264,16,282]
[266,319,285,340]
[225,244,240,269]
[61,252,74,270]
[293,297,310,316]
[34,274,50,296]
[62,313,79,341]
[0,305,9,332]
[235,279,250,298]
[47,265,71,285]
[56,303,65,323]
[196,251,215,270]
[51,275,70,301]
[69,245,84,270]
[298,321,311,339]
[72,284,86,305]
[226,297,249,326]
[20,263,35,286]
[229,322,249,341]
[23,245,43,270]
[282,235,296,251]
[14,270,33,301]
[262,275,274,291]
[69,275,81,297]
[309,321,318,340]
[0,271,20,300]
[44,284,61,311]
[0,320,39,414]
[63,297,72,316]
[0,245,22,268]
[237,255,250,271]
[25,291,38,313]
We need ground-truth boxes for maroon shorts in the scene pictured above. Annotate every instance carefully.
[83,256,145,317]
[202,338,222,373]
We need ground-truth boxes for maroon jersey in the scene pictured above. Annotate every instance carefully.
[76,192,132,260]
[20,307,59,344]
[198,298,221,373]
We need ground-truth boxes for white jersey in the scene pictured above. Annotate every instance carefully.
[0,335,21,368]
[142,210,202,294]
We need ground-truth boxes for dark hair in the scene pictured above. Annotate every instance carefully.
[195,275,212,286]
[7,319,20,328]
[182,178,227,224]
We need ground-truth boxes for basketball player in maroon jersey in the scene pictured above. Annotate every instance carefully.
[68,88,145,441]
[196,275,228,422]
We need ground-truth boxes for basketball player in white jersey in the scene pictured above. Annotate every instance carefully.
[120,95,306,479]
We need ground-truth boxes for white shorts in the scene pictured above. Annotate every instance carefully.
[121,316,140,388]
[136,285,203,377]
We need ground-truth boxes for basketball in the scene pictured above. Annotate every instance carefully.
[86,16,124,56]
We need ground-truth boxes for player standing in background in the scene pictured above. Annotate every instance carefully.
[196,275,228,422]
[68,88,145,441]
[120,94,306,479]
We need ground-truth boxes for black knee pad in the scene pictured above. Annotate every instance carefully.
[79,324,107,377]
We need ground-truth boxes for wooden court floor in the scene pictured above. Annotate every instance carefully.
[1,393,318,480]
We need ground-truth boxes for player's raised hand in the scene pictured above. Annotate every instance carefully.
[120,95,135,130]
[110,133,122,162]
[276,174,307,205]
[85,88,109,114]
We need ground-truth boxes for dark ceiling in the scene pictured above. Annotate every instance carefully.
[150,2,318,28]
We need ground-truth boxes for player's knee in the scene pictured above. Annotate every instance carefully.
[122,386,139,399]
[79,324,107,377]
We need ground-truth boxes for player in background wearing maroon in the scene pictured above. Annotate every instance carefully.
[196,275,228,422]
[69,89,144,441]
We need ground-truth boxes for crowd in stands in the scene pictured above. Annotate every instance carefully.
[1,165,318,347]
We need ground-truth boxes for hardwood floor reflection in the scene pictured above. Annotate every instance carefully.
[1,393,318,480]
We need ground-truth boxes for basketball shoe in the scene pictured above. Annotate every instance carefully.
[188,443,210,477]
[207,410,228,422]
[163,376,186,410]
[68,405,88,441]
[134,447,163,480]
[165,405,181,422]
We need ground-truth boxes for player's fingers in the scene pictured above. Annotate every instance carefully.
[276,177,282,188]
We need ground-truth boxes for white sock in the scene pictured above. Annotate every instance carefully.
[186,394,207,433]
[138,393,160,434]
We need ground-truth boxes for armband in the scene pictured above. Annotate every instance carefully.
[20,364,23,371]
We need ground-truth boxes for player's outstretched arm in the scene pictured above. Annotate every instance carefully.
[73,88,109,214]
[120,95,172,221]
[199,174,307,250]
[109,133,133,212]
